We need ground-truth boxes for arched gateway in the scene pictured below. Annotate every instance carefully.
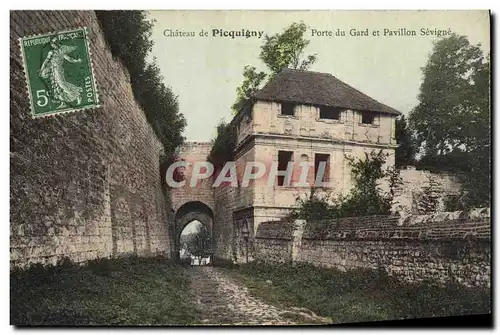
[169,142,215,260]
[174,201,213,260]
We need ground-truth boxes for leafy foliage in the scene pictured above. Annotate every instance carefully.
[409,34,487,155]
[340,151,394,217]
[95,10,186,157]
[291,150,399,221]
[260,22,317,77]
[443,194,463,212]
[409,34,490,208]
[184,225,212,258]
[207,120,236,169]
[231,66,267,113]
[385,166,404,213]
[290,188,336,222]
[417,174,442,214]
[231,22,317,114]
[395,115,415,167]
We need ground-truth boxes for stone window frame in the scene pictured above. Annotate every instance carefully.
[316,105,344,124]
[314,152,331,185]
[277,101,299,119]
[276,149,294,188]
[358,110,380,128]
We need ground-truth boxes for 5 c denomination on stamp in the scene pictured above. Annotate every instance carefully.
[19,27,99,117]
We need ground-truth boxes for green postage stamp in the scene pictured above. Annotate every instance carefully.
[19,27,99,117]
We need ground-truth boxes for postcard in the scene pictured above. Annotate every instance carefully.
[10,10,491,326]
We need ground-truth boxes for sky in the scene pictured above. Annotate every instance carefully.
[181,220,203,235]
[149,10,490,142]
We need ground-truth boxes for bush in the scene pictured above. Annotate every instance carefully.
[291,150,398,221]
[95,10,186,157]
[207,120,236,170]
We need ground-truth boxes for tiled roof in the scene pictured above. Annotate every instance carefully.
[253,69,401,115]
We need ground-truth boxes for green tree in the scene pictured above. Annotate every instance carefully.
[341,151,393,217]
[409,34,490,208]
[95,10,153,80]
[207,120,236,169]
[231,66,267,113]
[96,10,186,156]
[260,22,317,77]
[395,115,415,168]
[290,187,334,222]
[232,22,317,114]
[417,175,442,214]
[291,150,398,221]
[409,34,486,155]
[185,225,211,259]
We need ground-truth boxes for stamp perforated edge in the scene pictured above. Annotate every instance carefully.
[18,26,101,119]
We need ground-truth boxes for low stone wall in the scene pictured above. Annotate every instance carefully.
[254,221,295,263]
[253,209,491,287]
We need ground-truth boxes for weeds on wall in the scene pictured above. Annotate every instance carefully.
[207,120,236,170]
[291,150,403,221]
[95,11,186,157]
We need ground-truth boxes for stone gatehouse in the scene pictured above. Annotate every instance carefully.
[172,69,462,263]
[174,69,403,262]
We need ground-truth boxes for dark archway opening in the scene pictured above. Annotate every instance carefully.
[174,201,213,264]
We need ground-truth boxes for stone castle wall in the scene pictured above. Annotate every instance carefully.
[171,142,214,212]
[10,11,172,268]
[254,209,491,287]
[211,144,256,262]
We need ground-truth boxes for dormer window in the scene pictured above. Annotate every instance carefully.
[361,112,375,125]
[319,106,342,120]
[281,102,295,116]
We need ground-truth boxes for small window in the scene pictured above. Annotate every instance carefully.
[281,102,295,116]
[314,153,330,184]
[277,150,293,186]
[361,112,375,125]
[319,106,341,120]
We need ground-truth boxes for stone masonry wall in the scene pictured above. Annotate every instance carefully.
[10,11,172,268]
[254,209,491,287]
[252,101,397,146]
[254,220,295,263]
[212,144,256,262]
[212,184,237,261]
[171,142,214,212]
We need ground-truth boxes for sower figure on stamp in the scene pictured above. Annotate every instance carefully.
[39,37,83,108]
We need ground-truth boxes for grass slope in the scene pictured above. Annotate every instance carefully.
[224,262,491,324]
[11,257,199,326]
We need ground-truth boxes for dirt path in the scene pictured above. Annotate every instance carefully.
[187,266,331,325]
